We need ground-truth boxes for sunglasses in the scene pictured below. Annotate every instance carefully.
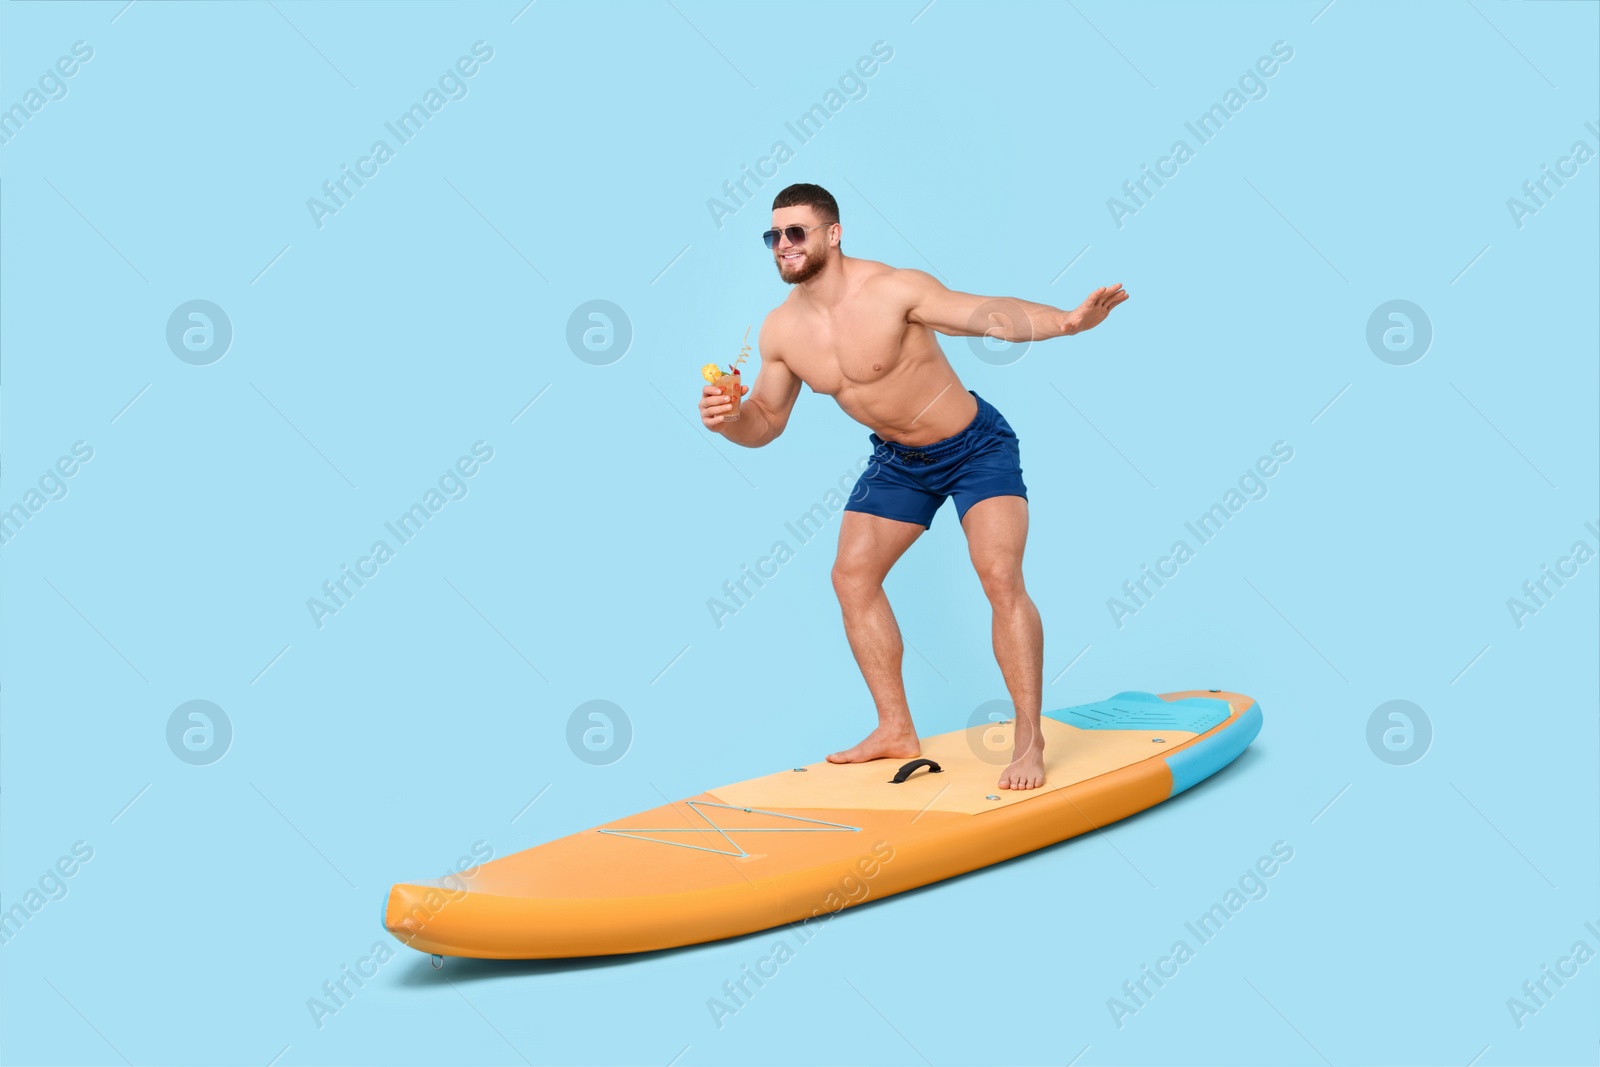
[762,224,828,250]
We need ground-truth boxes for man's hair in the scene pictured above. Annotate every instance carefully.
[772,183,839,227]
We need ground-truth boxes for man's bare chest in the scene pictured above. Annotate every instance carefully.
[780,309,914,396]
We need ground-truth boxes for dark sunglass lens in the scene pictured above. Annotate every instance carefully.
[762,229,780,249]
[785,226,808,245]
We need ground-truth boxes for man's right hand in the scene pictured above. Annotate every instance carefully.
[699,383,748,430]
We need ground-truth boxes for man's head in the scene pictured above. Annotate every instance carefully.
[768,183,840,285]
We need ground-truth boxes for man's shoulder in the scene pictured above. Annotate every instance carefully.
[851,257,912,281]
[858,260,933,293]
[759,300,797,358]
[762,295,800,329]
[857,261,934,310]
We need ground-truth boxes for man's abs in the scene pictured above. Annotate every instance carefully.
[835,365,979,446]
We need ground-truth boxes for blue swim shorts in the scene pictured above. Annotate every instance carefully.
[844,390,1028,529]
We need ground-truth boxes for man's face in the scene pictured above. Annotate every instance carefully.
[770,210,834,285]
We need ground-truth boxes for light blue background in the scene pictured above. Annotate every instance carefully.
[3,1,1596,1064]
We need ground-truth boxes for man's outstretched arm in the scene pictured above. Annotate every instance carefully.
[895,269,1128,342]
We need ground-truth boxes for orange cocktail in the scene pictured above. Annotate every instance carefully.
[700,326,752,422]
[717,371,742,420]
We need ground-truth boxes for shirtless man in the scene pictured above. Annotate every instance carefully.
[697,183,1127,790]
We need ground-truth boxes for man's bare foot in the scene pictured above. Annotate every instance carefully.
[827,721,921,764]
[998,745,1046,790]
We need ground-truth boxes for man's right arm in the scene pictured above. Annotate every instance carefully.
[699,320,802,448]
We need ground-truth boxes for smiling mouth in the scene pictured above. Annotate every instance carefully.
[780,253,803,263]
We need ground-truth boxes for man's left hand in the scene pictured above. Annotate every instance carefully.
[1062,284,1129,335]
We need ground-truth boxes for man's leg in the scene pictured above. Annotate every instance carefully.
[827,509,927,763]
[960,495,1045,789]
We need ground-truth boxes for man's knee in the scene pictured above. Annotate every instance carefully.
[831,562,882,600]
[976,563,1026,603]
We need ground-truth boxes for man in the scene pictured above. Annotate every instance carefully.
[697,183,1127,790]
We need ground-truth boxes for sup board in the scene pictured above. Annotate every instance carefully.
[384,688,1261,959]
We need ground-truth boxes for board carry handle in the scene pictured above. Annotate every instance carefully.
[889,758,943,784]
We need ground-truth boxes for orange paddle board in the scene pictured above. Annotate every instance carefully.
[383,689,1261,959]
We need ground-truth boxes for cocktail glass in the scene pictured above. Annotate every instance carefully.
[718,371,742,421]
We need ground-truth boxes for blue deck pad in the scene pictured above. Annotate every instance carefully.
[1043,691,1233,734]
